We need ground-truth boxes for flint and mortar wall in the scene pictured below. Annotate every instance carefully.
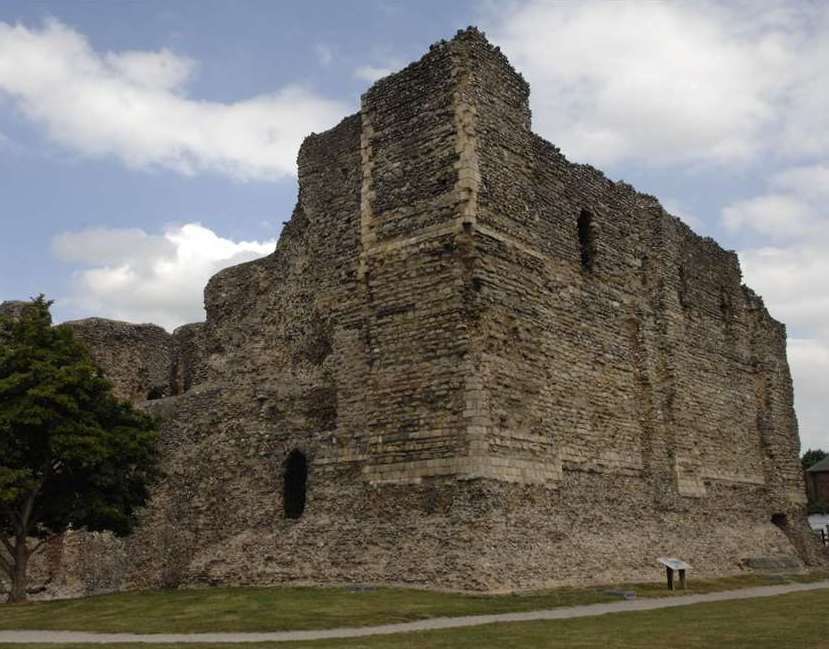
[63,318,173,402]
[448,30,817,571]
[444,33,806,511]
[353,36,477,480]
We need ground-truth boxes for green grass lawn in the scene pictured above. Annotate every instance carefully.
[3,588,829,649]
[0,572,826,634]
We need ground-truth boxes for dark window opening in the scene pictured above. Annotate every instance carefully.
[146,386,165,401]
[283,450,308,519]
[577,210,596,272]
[678,265,689,308]
[771,512,788,529]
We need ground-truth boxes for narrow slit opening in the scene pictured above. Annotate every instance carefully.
[577,210,595,272]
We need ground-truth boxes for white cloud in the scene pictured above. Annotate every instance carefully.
[484,1,829,167]
[105,49,196,90]
[740,246,829,339]
[0,20,348,180]
[723,194,822,240]
[771,164,829,200]
[353,65,394,83]
[53,223,275,330]
[788,339,829,452]
[776,9,829,160]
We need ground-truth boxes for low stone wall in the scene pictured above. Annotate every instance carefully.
[64,318,173,402]
[1,531,126,601]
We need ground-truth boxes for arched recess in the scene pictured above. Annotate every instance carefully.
[283,450,308,519]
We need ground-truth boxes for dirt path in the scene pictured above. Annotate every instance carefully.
[2,580,828,644]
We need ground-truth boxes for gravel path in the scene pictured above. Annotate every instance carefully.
[2,580,828,644]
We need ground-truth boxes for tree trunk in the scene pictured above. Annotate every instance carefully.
[7,536,29,603]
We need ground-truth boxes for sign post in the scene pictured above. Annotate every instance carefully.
[657,557,690,591]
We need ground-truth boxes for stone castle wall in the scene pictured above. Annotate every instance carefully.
[63,318,173,402]
[3,28,822,598]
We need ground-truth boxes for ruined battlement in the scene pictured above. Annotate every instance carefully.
[3,27,821,598]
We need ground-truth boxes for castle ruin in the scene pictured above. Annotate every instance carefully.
[2,28,822,595]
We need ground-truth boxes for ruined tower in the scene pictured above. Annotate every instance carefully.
[7,28,821,596]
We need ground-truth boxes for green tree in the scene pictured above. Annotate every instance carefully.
[0,297,158,603]
[801,448,827,471]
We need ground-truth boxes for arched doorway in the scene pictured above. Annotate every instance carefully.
[283,450,308,519]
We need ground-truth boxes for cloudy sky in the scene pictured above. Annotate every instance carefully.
[0,1,826,450]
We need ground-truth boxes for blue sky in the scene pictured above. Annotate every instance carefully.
[0,1,827,450]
